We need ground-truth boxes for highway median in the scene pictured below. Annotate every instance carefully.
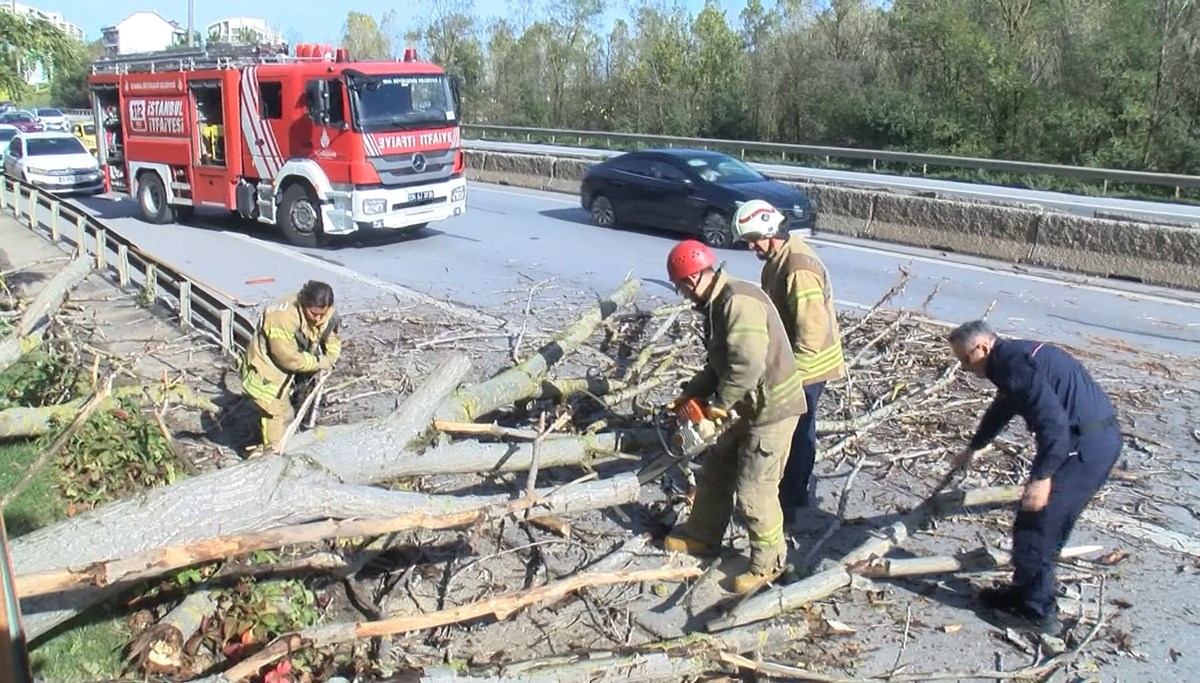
[464,149,1200,292]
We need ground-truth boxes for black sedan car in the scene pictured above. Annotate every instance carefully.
[579,148,816,247]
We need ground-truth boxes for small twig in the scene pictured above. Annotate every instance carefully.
[890,604,913,676]
[801,454,866,572]
[274,369,328,454]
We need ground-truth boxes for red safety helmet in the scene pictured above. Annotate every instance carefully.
[667,240,717,282]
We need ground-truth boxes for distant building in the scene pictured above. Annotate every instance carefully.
[206,17,284,45]
[1,2,85,41]
[1,1,86,83]
[101,11,187,56]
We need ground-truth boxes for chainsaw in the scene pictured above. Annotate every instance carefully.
[637,398,740,485]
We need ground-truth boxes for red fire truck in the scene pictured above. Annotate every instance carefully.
[86,43,466,247]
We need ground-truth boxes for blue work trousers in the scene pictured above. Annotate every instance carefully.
[779,381,825,514]
[1011,429,1121,618]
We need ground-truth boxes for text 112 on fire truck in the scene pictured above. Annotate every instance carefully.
[86,42,466,247]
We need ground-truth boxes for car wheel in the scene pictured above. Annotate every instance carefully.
[137,172,174,224]
[278,183,325,248]
[699,211,733,248]
[589,194,617,228]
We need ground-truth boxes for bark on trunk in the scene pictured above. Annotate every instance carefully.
[434,279,641,424]
[708,485,1023,631]
[0,384,217,439]
[856,545,1104,578]
[0,255,93,373]
[13,354,473,640]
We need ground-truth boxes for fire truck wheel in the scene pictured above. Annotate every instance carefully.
[173,205,195,222]
[137,172,174,225]
[279,184,324,247]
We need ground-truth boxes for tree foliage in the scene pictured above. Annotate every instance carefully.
[340,11,397,60]
[0,11,81,102]
[49,39,104,110]
[393,0,1200,175]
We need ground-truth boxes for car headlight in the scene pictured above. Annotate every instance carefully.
[452,186,466,202]
[26,167,51,176]
[363,198,387,215]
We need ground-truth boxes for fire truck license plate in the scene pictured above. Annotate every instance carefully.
[408,191,435,202]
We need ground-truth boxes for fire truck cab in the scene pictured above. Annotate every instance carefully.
[87,43,467,247]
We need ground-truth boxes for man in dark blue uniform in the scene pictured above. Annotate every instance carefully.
[947,320,1121,635]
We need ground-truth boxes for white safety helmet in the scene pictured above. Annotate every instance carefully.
[731,199,786,242]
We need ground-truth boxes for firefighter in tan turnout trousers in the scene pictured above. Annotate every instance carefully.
[240,281,342,454]
[661,239,808,594]
[732,200,846,522]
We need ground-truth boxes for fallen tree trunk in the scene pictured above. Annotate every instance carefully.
[856,545,1105,578]
[13,354,473,640]
[130,589,216,675]
[210,559,701,681]
[416,621,806,682]
[708,485,1024,631]
[17,473,644,598]
[0,255,93,373]
[434,279,641,424]
[0,383,218,439]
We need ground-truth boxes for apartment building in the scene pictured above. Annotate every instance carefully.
[101,10,187,56]
[206,17,284,45]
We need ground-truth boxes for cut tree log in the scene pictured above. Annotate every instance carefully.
[433,278,641,424]
[12,354,473,640]
[129,589,216,675]
[0,383,218,439]
[0,255,93,373]
[708,485,1024,631]
[206,554,701,681]
[16,473,644,598]
[855,545,1105,578]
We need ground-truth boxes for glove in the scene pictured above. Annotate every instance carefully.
[703,404,729,421]
[665,396,684,411]
[315,354,336,371]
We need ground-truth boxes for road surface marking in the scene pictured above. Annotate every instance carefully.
[469,184,1200,311]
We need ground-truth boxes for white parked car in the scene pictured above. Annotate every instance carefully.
[3,132,104,195]
[34,107,69,132]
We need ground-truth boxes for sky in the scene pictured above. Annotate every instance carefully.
[27,0,754,44]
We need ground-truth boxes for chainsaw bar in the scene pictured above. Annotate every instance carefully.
[637,409,739,485]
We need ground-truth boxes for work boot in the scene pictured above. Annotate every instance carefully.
[991,603,1062,636]
[243,444,266,459]
[662,532,718,556]
[732,569,781,595]
[978,584,1022,611]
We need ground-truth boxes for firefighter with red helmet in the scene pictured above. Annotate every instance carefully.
[662,239,808,594]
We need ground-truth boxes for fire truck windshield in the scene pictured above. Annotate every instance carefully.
[347,73,456,131]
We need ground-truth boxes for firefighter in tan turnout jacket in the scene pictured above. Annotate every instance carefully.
[240,281,342,454]
[732,200,846,522]
[661,239,808,594]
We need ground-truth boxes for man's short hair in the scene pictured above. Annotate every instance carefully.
[298,280,335,309]
[948,319,997,346]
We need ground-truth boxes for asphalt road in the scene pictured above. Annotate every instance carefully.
[51,181,1200,358]
[466,139,1200,226]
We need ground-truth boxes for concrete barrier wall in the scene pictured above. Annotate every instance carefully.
[463,150,1200,291]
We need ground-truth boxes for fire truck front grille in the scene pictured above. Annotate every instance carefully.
[368,148,457,187]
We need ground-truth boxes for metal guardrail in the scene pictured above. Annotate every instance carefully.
[0,177,255,357]
[463,124,1200,197]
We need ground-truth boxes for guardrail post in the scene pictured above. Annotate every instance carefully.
[49,200,60,240]
[220,309,234,353]
[872,158,878,172]
[116,244,129,286]
[95,230,107,269]
[0,180,7,212]
[145,264,158,301]
[179,281,192,329]
[74,217,86,256]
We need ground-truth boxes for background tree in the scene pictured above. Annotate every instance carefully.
[0,11,80,103]
[49,39,104,109]
[340,11,394,60]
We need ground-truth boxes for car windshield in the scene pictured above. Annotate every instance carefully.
[37,108,62,117]
[349,73,456,130]
[27,136,87,156]
[682,154,765,184]
[82,123,95,135]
